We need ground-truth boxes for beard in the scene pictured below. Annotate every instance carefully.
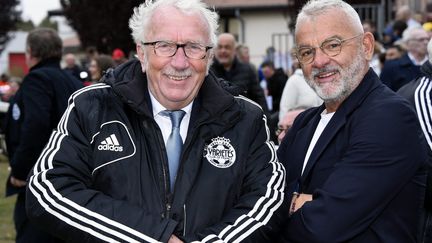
[304,46,365,104]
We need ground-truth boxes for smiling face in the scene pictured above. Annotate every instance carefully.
[136,6,212,110]
[295,10,374,112]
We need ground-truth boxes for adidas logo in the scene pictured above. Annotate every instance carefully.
[98,134,124,152]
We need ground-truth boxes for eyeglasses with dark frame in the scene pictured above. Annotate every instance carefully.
[295,33,363,64]
[142,41,213,60]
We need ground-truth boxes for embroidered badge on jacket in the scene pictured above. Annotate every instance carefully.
[204,137,236,168]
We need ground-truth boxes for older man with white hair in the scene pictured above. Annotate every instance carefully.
[25,0,285,242]
[399,38,432,137]
[380,27,430,91]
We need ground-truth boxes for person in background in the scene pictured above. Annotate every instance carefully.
[0,73,9,83]
[236,43,258,77]
[382,20,408,48]
[0,73,11,101]
[111,48,128,66]
[236,44,251,64]
[5,28,83,243]
[0,74,17,136]
[425,3,432,23]
[81,46,99,71]
[277,0,429,242]
[396,5,422,29]
[378,44,405,72]
[362,19,380,42]
[1,76,21,102]
[0,73,9,86]
[385,43,405,61]
[211,33,268,111]
[369,39,384,76]
[362,20,384,75]
[63,53,85,81]
[397,37,432,243]
[276,107,306,144]
[260,60,288,143]
[260,60,287,114]
[25,1,285,242]
[380,27,429,91]
[87,54,115,85]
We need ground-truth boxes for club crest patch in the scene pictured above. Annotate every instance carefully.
[204,137,236,168]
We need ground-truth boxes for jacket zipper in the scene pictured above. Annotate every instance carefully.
[183,204,187,236]
[163,157,171,219]
[146,119,171,218]
[159,133,171,218]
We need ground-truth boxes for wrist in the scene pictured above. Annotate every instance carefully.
[289,192,300,216]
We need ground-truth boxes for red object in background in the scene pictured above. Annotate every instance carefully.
[112,48,125,61]
[9,52,28,75]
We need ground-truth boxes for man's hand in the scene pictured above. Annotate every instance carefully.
[168,235,183,243]
[10,176,27,187]
[290,193,312,215]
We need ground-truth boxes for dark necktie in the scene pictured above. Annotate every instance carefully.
[165,110,186,191]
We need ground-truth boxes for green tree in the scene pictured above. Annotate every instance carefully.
[60,0,142,55]
[0,0,20,53]
[16,19,35,31]
[39,16,58,30]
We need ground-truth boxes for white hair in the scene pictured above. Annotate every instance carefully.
[402,27,426,43]
[129,0,219,47]
[295,0,363,35]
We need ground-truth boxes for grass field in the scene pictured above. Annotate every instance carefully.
[0,156,16,243]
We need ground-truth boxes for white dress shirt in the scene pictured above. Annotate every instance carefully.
[149,92,193,145]
[302,110,334,175]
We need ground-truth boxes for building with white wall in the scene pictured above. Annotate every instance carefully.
[0,31,28,76]
[204,0,296,71]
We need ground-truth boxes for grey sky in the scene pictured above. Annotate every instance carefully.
[20,0,61,25]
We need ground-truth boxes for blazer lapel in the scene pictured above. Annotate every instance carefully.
[291,112,322,178]
[300,69,381,183]
[300,111,346,180]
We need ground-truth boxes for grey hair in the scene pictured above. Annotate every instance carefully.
[295,0,363,35]
[402,27,426,43]
[27,28,63,60]
[129,0,219,47]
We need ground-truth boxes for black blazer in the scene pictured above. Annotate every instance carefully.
[5,58,83,196]
[278,69,429,242]
[380,53,422,91]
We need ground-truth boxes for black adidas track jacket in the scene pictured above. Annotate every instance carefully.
[26,60,286,242]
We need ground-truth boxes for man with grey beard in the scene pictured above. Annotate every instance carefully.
[277,0,429,242]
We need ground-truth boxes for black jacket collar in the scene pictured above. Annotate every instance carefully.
[103,59,238,123]
[30,57,61,71]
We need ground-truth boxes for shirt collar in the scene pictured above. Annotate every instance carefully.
[408,52,428,66]
[149,91,193,117]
